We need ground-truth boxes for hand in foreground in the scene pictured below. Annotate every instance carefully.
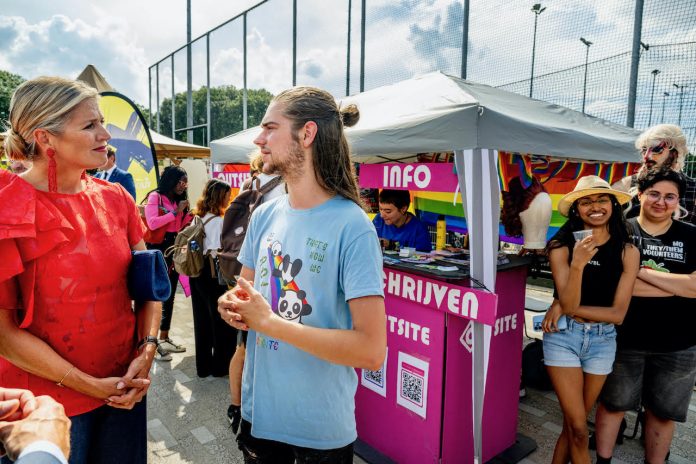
[541,301,563,333]
[226,278,275,332]
[218,283,251,331]
[107,351,153,409]
[0,395,70,461]
[0,388,37,422]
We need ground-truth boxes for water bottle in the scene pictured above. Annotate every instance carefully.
[436,215,447,250]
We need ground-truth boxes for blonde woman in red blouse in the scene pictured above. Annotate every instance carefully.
[0,76,159,463]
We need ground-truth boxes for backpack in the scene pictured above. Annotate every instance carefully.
[165,215,216,277]
[139,193,168,245]
[218,176,283,282]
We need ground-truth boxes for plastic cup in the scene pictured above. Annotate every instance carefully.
[572,229,593,242]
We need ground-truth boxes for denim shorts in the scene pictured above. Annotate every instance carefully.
[600,346,696,422]
[543,316,617,375]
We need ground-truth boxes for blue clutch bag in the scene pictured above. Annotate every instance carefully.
[128,249,172,302]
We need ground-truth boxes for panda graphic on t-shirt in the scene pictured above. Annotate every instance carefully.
[267,240,312,324]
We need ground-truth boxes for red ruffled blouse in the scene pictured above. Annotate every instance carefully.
[0,170,145,416]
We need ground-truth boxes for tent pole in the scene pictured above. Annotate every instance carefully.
[456,148,500,464]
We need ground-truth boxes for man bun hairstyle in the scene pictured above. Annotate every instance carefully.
[273,86,362,206]
[3,76,98,161]
[339,103,360,128]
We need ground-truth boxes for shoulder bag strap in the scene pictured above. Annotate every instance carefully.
[258,176,283,196]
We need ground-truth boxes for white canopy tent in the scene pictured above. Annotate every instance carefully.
[210,71,642,463]
[211,71,641,165]
[150,131,211,160]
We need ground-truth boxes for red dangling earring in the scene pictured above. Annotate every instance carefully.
[46,148,58,193]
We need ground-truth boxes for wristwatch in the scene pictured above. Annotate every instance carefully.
[137,336,159,351]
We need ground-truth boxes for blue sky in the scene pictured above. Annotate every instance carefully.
[1,0,694,121]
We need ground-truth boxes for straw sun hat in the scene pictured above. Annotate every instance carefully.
[557,175,632,217]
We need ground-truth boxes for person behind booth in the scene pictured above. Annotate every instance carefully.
[594,168,696,464]
[541,176,638,464]
[372,189,432,252]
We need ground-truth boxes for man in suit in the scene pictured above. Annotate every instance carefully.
[95,145,137,199]
[0,387,70,464]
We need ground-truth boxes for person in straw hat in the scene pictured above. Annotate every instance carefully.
[541,175,639,464]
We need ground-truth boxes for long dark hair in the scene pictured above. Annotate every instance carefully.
[546,195,631,253]
[143,165,188,204]
[194,179,231,217]
[273,86,362,206]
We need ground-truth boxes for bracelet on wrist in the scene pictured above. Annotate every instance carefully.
[56,366,75,387]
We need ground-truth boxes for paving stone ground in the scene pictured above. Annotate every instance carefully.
[147,288,696,463]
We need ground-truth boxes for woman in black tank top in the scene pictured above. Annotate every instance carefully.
[541,176,639,464]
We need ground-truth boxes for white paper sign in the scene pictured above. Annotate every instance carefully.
[361,347,388,397]
[396,352,429,419]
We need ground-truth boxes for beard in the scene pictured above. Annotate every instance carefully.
[262,140,305,180]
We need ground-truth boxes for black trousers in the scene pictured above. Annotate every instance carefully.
[148,232,178,332]
[190,258,238,377]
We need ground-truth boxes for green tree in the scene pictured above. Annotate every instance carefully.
[0,70,25,122]
[154,85,273,145]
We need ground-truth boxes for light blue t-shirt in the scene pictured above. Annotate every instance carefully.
[237,194,384,449]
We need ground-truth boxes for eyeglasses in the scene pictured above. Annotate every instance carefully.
[577,197,612,208]
[640,142,672,155]
[644,190,679,205]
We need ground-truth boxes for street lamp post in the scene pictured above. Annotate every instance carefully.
[648,69,660,125]
[529,3,546,98]
[673,83,687,126]
[580,37,593,114]
[661,92,669,124]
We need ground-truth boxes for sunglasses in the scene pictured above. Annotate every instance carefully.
[640,142,672,155]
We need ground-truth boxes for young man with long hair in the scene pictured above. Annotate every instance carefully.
[218,87,385,463]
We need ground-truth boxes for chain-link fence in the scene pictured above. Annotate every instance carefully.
[149,0,696,153]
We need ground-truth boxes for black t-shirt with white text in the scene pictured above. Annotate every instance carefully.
[618,218,696,352]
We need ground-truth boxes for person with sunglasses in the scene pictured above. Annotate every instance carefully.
[612,124,696,225]
[594,168,696,464]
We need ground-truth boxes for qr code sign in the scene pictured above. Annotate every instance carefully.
[364,367,384,388]
[400,368,424,406]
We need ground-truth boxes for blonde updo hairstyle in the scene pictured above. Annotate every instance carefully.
[3,76,99,161]
[635,124,689,171]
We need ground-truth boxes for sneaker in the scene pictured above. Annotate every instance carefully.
[154,344,172,362]
[227,404,241,435]
[159,338,186,353]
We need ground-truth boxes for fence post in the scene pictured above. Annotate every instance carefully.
[627,0,644,127]
[461,0,469,79]
[360,0,366,92]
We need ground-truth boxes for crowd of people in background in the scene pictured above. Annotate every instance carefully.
[0,72,694,464]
